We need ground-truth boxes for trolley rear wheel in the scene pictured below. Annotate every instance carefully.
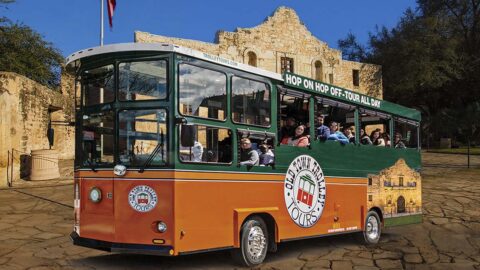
[231,216,269,267]
[361,211,382,244]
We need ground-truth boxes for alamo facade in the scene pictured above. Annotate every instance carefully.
[0,6,383,187]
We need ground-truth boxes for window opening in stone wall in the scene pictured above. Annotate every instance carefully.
[281,57,294,73]
[247,51,257,67]
[353,69,360,87]
[315,61,323,81]
[329,73,334,84]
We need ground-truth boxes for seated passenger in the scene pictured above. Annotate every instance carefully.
[191,141,204,162]
[316,115,330,141]
[370,129,385,146]
[327,121,349,144]
[343,126,356,144]
[394,133,406,149]
[282,125,309,147]
[383,132,391,147]
[259,144,274,166]
[360,129,373,145]
[280,117,296,142]
[239,138,259,166]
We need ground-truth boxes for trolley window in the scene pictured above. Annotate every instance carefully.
[232,77,271,127]
[178,64,227,120]
[118,60,167,101]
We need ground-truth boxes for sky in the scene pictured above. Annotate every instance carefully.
[2,0,417,57]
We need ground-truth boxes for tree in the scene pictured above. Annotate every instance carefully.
[0,1,63,88]
[338,1,480,145]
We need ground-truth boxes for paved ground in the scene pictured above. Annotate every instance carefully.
[0,153,479,269]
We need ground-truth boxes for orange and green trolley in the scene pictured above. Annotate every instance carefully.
[66,43,422,266]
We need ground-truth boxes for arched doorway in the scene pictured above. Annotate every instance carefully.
[397,196,406,213]
[247,51,257,67]
[314,61,323,81]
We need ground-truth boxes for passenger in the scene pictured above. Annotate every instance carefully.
[259,143,274,166]
[327,121,349,144]
[383,132,391,147]
[280,117,296,142]
[283,125,309,147]
[316,115,330,141]
[394,133,407,149]
[343,126,355,144]
[239,138,259,166]
[370,129,385,146]
[191,141,204,162]
[360,129,373,145]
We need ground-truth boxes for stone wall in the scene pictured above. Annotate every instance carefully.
[0,72,75,187]
[135,6,383,98]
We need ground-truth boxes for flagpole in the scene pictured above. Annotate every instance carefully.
[100,0,104,46]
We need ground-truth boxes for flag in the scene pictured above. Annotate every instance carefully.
[107,0,116,28]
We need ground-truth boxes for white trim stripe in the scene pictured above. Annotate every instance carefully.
[65,43,283,81]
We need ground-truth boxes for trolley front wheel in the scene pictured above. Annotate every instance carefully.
[231,216,269,267]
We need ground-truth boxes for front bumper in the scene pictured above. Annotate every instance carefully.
[70,231,173,256]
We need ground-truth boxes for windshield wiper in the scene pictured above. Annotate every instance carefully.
[85,158,97,172]
[139,129,165,173]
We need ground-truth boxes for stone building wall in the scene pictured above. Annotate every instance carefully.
[0,72,75,187]
[135,6,383,98]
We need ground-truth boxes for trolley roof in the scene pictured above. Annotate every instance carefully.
[66,42,421,122]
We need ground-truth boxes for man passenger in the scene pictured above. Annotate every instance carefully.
[240,138,259,166]
[316,115,330,141]
[327,121,349,144]
[280,117,296,142]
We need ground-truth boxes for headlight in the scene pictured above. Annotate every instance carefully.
[157,221,167,233]
[89,187,102,203]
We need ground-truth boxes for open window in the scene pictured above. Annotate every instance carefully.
[316,97,355,144]
[237,129,275,167]
[359,108,391,147]
[178,124,232,164]
[278,89,310,145]
[394,118,419,149]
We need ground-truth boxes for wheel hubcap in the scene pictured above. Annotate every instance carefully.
[366,216,379,241]
[246,225,266,261]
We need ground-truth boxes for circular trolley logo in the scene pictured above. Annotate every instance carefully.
[128,185,158,212]
[284,155,326,228]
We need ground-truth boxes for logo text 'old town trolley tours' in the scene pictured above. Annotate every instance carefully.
[128,185,158,213]
[284,155,326,228]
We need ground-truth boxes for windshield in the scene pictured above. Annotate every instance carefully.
[81,112,114,166]
[118,109,168,166]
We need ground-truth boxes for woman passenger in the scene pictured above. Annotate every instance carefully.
[370,129,385,146]
[282,125,309,147]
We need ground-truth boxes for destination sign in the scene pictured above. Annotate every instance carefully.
[283,72,382,109]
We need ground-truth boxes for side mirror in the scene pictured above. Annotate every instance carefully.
[180,124,195,147]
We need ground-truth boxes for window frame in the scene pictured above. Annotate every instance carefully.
[177,123,233,166]
[116,108,170,168]
[117,58,169,102]
[81,63,116,107]
[230,75,272,128]
[177,62,228,122]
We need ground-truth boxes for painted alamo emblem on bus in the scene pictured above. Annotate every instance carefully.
[128,185,158,213]
[284,155,326,228]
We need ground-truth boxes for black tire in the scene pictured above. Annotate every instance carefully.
[361,210,382,245]
[231,216,269,267]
